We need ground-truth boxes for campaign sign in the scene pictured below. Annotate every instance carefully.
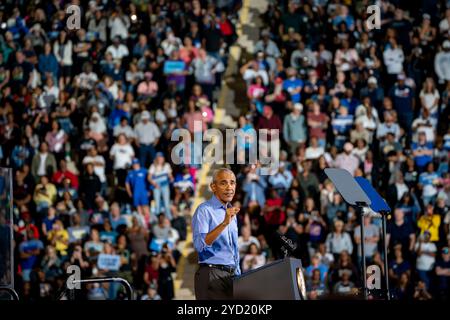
[97,254,121,271]
[163,60,185,75]
[68,226,90,243]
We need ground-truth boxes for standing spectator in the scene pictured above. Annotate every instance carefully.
[434,40,450,85]
[354,216,380,264]
[334,142,360,176]
[53,30,73,88]
[126,159,150,224]
[325,220,353,260]
[134,111,160,167]
[387,208,416,255]
[415,232,437,289]
[79,163,101,211]
[148,153,174,220]
[390,74,415,136]
[31,142,57,182]
[417,204,442,242]
[283,103,307,154]
[435,247,450,297]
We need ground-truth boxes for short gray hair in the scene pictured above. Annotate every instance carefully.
[212,168,235,183]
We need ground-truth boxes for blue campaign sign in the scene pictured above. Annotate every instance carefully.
[163,60,186,75]
[355,177,391,213]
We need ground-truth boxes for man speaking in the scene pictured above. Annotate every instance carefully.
[192,168,240,300]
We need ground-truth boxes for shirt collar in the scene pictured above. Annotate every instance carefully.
[209,194,229,209]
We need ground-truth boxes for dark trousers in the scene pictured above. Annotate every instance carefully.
[139,144,156,168]
[194,265,234,300]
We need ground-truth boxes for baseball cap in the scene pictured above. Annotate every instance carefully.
[443,40,450,49]
[368,76,377,84]
[141,111,151,120]
[132,158,140,165]
[155,152,164,158]
[442,247,449,254]
[294,103,303,111]
[397,73,406,80]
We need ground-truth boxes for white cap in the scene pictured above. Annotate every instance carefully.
[368,76,377,84]
[141,111,151,120]
[294,103,303,111]
[444,40,450,49]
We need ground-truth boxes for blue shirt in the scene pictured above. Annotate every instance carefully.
[411,142,433,167]
[283,78,303,103]
[192,195,241,275]
[391,85,414,114]
[126,168,148,194]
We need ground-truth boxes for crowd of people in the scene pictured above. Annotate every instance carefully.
[229,0,450,300]
[1,0,450,301]
[0,0,240,300]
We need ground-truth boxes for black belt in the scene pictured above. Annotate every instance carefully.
[199,263,235,274]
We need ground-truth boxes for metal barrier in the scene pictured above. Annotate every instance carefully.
[0,286,19,301]
[57,277,135,300]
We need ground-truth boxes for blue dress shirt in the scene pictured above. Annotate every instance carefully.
[192,195,241,275]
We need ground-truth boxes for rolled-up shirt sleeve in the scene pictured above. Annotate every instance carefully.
[192,205,213,253]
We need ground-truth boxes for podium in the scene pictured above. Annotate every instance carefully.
[233,257,306,300]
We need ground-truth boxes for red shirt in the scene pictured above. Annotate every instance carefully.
[145,264,159,284]
[307,112,328,139]
[219,20,234,36]
[52,170,79,189]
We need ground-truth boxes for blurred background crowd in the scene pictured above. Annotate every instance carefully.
[0,0,449,301]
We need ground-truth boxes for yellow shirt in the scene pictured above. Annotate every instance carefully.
[48,229,69,256]
[417,214,441,242]
[33,183,57,206]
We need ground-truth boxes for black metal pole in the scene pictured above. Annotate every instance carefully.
[356,204,367,300]
[381,212,391,300]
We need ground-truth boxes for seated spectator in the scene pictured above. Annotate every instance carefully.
[325,220,353,260]
[333,269,356,296]
[307,268,328,299]
[33,175,57,215]
[241,243,266,272]
[238,225,261,256]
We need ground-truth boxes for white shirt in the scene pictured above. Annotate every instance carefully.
[305,146,325,160]
[108,16,130,40]
[38,153,48,176]
[134,121,161,145]
[238,236,261,256]
[83,155,106,182]
[113,124,135,139]
[383,47,404,74]
[109,143,134,170]
[415,242,437,271]
[243,69,269,86]
[434,51,450,82]
[420,89,440,115]
[106,44,129,61]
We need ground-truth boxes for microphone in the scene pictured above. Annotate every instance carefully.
[279,234,297,257]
